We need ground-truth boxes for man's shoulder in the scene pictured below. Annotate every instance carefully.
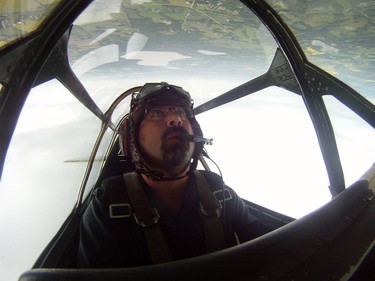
[196,170,238,203]
[101,174,126,190]
[99,173,131,205]
[197,169,220,179]
[195,170,224,191]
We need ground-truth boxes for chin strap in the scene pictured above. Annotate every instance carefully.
[139,169,190,182]
[135,160,192,182]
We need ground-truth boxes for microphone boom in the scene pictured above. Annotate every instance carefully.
[190,135,213,145]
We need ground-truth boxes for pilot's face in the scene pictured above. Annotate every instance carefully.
[138,105,195,176]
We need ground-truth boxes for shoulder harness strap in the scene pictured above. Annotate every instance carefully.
[194,170,225,253]
[124,172,173,264]
[115,171,225,262]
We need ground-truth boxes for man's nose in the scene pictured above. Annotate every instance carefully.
[166,111,183,127]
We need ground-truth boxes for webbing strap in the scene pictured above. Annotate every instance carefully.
[194,171,225,253]
[124,173,173,264]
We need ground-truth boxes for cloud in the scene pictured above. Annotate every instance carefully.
[197,50,226,56]
[89,29,117,45]
[126,33,148,54]
[72,45,119,76]
[122,51,191,66]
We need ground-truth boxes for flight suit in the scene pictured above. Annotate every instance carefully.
[77,170,270,268]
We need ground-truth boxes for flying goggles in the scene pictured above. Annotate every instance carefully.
[130,82,194,116]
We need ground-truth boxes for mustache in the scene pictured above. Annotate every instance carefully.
[162,126,190,142]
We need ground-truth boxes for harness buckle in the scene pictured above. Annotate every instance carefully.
[213,188,233,208]
[199,202,221,217]
[109,203,131,219]
[133,208,160,228]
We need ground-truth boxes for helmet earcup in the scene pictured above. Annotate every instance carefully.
[118,117,131,159]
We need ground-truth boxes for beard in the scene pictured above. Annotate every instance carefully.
[161,127,192,166]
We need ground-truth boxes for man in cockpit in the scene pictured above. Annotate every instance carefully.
[77,82,271,267]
